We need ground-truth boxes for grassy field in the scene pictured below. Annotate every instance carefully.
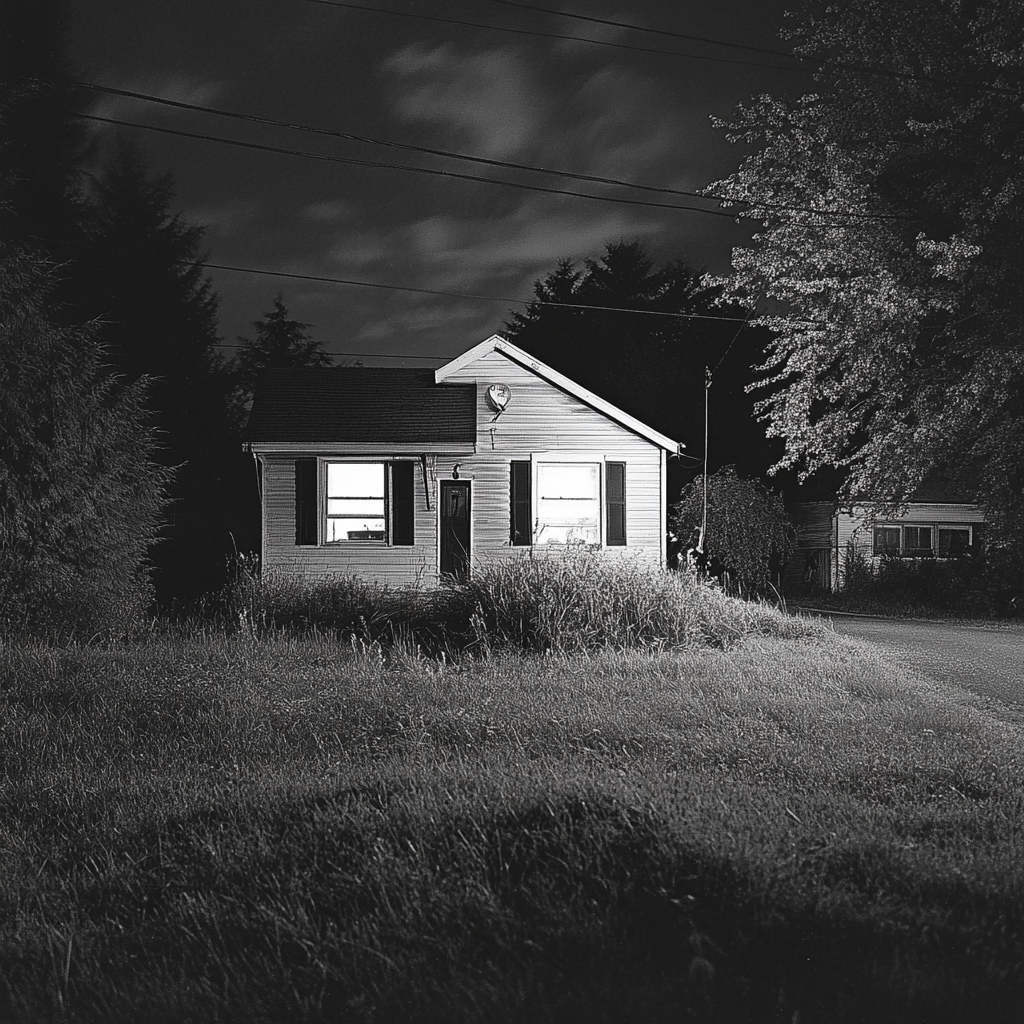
[2,577,1021,1022]
[2,638,1020,1021]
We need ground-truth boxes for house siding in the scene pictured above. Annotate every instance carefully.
[836,502,985,588]
[442,350,664,570]
[258,349,668,583]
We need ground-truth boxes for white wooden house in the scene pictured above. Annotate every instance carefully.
[244,335,682,584]
[790,476,984,590]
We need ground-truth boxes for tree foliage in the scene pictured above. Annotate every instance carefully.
[669,467,794,594]
[233,294,332,407]
[0,249,169,638]
[708,0,1024,554]
[504,240,779,482]
[72,144,245,601]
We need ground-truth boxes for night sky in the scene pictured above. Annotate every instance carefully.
[69,0,817,365]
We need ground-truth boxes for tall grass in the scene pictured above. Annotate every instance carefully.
[213,550,811,654]
[1,626,1021,1023]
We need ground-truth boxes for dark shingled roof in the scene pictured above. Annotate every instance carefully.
[244,368,477,445]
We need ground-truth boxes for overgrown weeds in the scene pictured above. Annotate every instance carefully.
[204,550,813,656]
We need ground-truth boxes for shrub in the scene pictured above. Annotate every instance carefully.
[669,466,795,594]
[0,250,169,640]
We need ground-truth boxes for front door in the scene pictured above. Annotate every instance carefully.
[440,481,471,579]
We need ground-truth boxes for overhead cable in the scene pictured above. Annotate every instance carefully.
[302,0,805,73]
[199,260,774,322]
[78,87,910,222]
[484,0,1018,95]
[78,113,736,217]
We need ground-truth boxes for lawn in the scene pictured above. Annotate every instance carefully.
[1,598,1021,1021]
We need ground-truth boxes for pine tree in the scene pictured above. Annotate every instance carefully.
[233,294,332,408]
[0,0,89,261]
[74,143,242,602]
[0,247,169,638]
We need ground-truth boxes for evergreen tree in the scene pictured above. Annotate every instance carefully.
[233,294,332,408]
[0,247,169,638]
[74,144,242,602]
[0,0,89,261]
[504,240,779,484]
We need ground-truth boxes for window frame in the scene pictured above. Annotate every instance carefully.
[526,454,625,549]
[315,459,416,547]
[872,521,973,558]
[324,460,388,543]
[937,525,972,557]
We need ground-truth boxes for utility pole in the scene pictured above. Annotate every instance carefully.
[701,365,711,551]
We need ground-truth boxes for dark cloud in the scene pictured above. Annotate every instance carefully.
[70,0,813,363]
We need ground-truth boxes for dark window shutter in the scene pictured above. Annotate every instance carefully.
[606,462,626,546]
[510,460,532,546]
[295,458,318,545]
[390,461,415,546]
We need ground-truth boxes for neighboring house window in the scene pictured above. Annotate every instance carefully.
[938,526,971,556]
[873,526,901,556]
[902,525,932,556]
[873,523,970,557]
[294,460,414,545]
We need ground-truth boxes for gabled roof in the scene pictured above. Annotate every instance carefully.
[436,335,682,453]
[244,367,476,445]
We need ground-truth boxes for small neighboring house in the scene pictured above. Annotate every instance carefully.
[243,334,682,584]
[789,475,984,591]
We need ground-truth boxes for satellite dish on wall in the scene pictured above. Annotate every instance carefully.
[486,383,511,414]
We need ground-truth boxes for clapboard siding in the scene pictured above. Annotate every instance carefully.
[835,502,984,587]
[257,347,670,584]
[261,455,439,584]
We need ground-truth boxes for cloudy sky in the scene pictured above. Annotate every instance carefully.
[69,0,816,364]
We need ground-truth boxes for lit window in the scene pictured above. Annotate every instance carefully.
[536,463,600,545]
[326,462,385,542]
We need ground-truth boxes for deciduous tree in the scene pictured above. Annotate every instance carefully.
[708,0,1024,556]
[669,467,794,594]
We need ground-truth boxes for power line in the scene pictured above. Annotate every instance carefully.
[198,260,769,323]
[484,0,1018,96]
[77,82,725,203]
[77,86,910,222]
[78,112,735,217]
[484,0,808,61]
[221,342,445,360]
[302,0,805,74]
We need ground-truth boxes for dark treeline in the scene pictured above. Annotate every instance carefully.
[504,240,787,499]
[0,1,331,627]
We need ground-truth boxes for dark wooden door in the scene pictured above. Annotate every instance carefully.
[440,481,471,578]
